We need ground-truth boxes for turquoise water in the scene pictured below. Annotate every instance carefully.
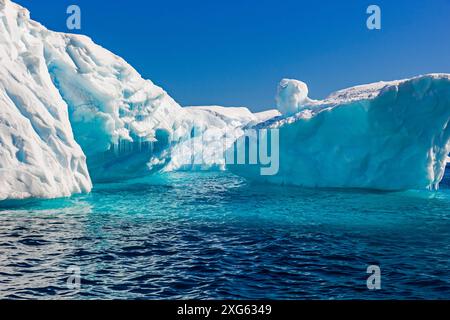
[1,170,450,299]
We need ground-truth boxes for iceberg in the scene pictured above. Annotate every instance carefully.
[0,0,278,199]
[1,0,449,201]
[230,75,450,190]
[0,1,91,200]
[0,0,184,197]
[165,106,280,171]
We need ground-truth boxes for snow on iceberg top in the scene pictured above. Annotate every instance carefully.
[186,106,280,126]
[322,73,450,105]
[276,79,311,115]
[265,74,450,128]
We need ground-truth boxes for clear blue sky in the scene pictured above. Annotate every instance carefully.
[15,0,450,111]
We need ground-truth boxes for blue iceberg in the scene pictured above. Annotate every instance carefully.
[230,75,450,190]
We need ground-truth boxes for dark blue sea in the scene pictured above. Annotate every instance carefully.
[1,168,450,299]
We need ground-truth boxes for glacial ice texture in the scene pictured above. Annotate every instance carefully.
[1,0,450,200]
[0,0,278,198]
[231,75,450,190]
[0,1,91,200]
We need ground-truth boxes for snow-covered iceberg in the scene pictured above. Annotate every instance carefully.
[0,0,277,199]
[164,106,280,171]
[0,1,92,200]
[1,0,450,201]
[0,0,182,198]
[230,75,450,190]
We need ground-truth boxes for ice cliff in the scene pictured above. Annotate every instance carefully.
[0,0,91,200]
[231,75,450,190]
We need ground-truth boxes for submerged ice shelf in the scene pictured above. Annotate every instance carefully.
[0,0,449,200]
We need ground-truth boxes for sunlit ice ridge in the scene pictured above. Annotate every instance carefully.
[0,0,450,201]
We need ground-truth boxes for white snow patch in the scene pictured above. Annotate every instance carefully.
[0,0,91,200]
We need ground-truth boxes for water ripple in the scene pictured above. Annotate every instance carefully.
[0,171,450,299]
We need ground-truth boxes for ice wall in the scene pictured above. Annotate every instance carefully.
[0,1,91,200]
[231,75,450,190]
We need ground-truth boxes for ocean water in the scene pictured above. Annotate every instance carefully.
[1,169,450,300]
